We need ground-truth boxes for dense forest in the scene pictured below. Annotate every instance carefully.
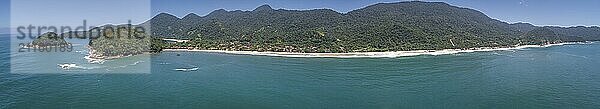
[42,1,599,57]
[139,1,599,53]
[86,25,152,59]
[30,32,70,47]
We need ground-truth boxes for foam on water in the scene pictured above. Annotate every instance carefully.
[58,63,103,70]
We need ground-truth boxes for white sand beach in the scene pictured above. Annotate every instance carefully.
[163,42,590,58]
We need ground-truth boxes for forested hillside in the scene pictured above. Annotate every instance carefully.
[139,1,599,53]
[42,1,596,55]
[30,32,70,47]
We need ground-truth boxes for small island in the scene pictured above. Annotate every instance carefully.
[29,32,70,48]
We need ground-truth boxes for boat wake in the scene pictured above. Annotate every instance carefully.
[84,55,106,64]
[130,61,144,66]
[174,64,200,72]
[57,63,103,70]
[112,61,145,69]
[492,52,516,57]
[174,67,199,72]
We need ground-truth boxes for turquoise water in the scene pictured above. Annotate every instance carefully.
[1,34,600,109]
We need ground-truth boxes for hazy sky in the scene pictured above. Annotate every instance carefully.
[1,0,7,32]
[1,0,599,30]
[8,0,150,29]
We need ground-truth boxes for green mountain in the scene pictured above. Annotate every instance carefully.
[30,32,70,47]
[547,26,600,41]
[509,23,537,33]
[521,27,562,45]
[37,1,598,57]
[140,1,599,53]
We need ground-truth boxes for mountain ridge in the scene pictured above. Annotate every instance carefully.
[60,1,600,55]
[150,1,599,28]
[136,1,599,52]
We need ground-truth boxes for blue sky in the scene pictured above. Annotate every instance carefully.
[151,0,600,27]
[1,0,600,30]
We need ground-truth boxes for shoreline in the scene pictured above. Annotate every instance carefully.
[162,42,592,58]
[84,46,135,64]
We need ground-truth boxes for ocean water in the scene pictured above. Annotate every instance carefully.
[8,34,151,74]
[1,34,600,109]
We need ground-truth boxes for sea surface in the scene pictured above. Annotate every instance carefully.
[1,34,600,109]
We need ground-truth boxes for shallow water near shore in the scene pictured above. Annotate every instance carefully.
[2,34,600,108]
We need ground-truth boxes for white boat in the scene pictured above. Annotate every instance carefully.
[174,67,199,71]
[58,63,77,69]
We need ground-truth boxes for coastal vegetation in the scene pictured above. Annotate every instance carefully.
[87,25,151,59]
[143,1,599,53]
[35,1,600,59]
